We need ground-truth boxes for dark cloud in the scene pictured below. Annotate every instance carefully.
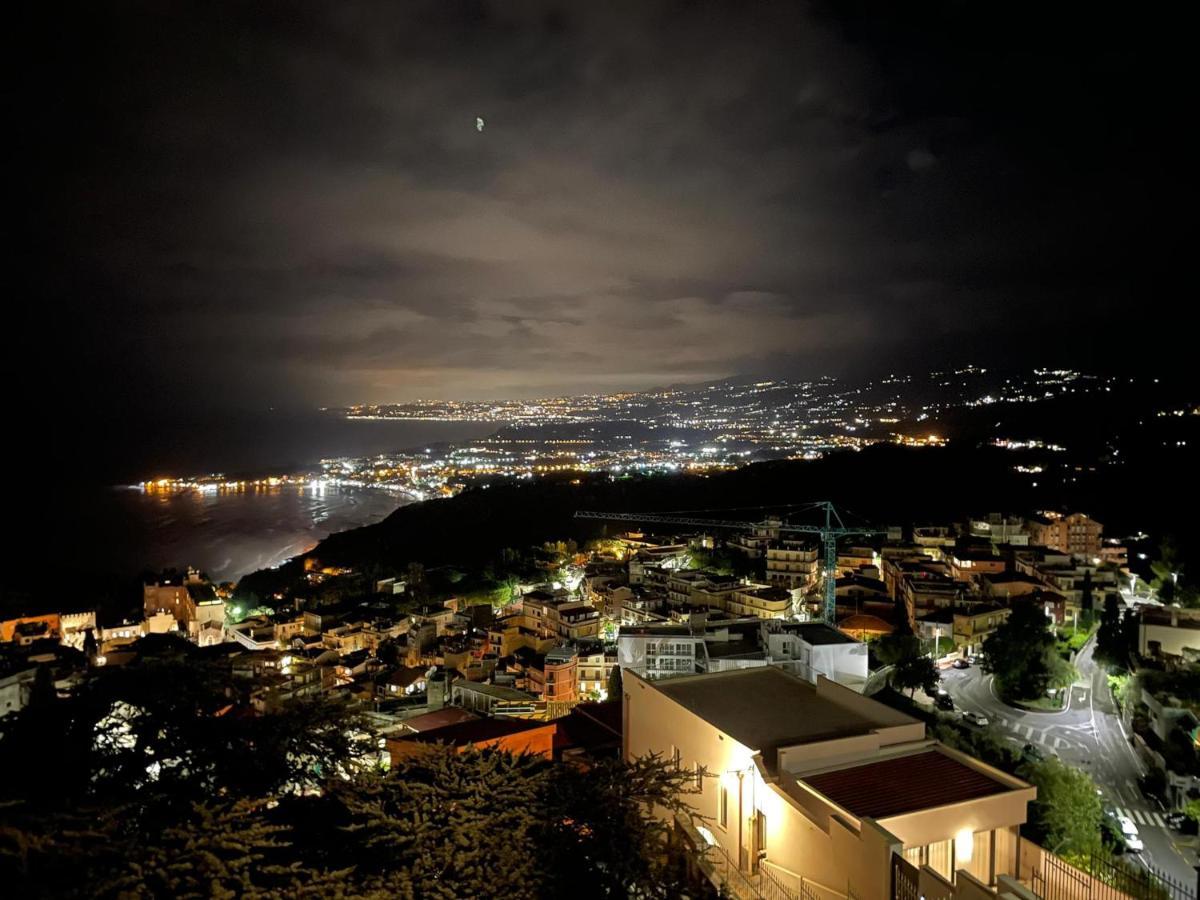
[10,0,1192,418]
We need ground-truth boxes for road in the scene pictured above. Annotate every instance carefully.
[939,638,1198,890]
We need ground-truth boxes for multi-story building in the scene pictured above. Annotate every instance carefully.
[519,591,601,641]
[576,641,617,699]
[946,549,1007,584]
[761,621,870,690]
[667,570,743,610]
[967,513,1029,547]
[913,525,957,559]
[836,546,877,576]
[766,540,819,590]
[979,571,1045,602]
[726,585,793,619]
[1027,512,1103,559]
[623,666,1035,899]
[543,644,578,704]
[617,618,764,679]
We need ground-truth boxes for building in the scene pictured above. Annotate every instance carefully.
[1138,607,1200,661]
[543,644,578,704]
[1027,512,1103,559]
[762,621,870,691]
[451,681,538,716]
[617,618,765,679]
[946,549,1007,585]
[967,514,1029,547]
[913,525,957,558]
[917,605,1011,655]
[980,571,1045,602]
[623,666,1035,899]
[766,540,820,590]
[726,585,793,619]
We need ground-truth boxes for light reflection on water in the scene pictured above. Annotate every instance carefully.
[99,484,409,582]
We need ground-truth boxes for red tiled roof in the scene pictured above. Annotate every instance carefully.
[802,750,1009,819]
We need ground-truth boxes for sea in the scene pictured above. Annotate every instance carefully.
[17,414,497,586]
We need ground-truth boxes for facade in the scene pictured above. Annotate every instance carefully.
[727,585,793,619]
[766,540,820,590]
[623,667,1034,899]
[1027,512,1103,559]
[968,514,1029,547]
[617,619,765,679]
[762,622,870,690]
[1138,608,1200,660]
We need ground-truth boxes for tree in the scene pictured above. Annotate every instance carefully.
[0,749,701,900]
[607,664,624,701]
[1095,593,1132,668]
[1020,758,1103,860]
[875,630,939,698]
[981,601,1057,701]
[892,653,940,699]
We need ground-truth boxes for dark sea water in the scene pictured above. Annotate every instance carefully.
[16,416,497,585]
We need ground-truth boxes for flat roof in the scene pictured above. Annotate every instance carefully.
[802,748,1012,819]
[648,667,916,755]
[787,622,858,646]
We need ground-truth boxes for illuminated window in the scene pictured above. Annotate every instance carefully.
[718,786,729,829]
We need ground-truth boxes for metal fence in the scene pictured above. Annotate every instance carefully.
[892,854,920,900]
[1031,847,1195,900]
[1086,851,1194,900]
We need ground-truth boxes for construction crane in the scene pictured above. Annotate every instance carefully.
[574,501,883,624]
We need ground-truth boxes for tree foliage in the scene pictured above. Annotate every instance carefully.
[0,749,700,900]
[1019,757,1103,859]
[1095,593,1137,668]
[981,601,1058,701]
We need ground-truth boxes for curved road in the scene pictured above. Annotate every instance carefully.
[939,638,1198,889]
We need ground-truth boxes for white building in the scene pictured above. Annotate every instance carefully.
[762,621,870,691]
[623,667,1034,899]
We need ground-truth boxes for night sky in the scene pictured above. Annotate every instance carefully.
[11,1,1190,420]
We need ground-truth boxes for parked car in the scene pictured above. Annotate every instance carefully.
[962,710,989,727]
[935,692,955,711]
[952,658,970,669]
[1021,743,1045,763]
[1116,815,1139,838]
[1123,835,1145,854]
[1166,812,1199,835]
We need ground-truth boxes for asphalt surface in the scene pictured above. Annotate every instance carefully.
[938,637,1199,891]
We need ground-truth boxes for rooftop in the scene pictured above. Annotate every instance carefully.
[784,622,858,646]
[802,748,1012,819]
[395,716,551,747]
[648,667,916,756]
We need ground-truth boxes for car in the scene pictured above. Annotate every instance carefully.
[952,658,970,669]
[1116,815,1139,838]
[1124,835,1144,854]
[1166,812,1199,835]
[935,693,955,711]
[1021,743,1045,763]
[962,710,989,727]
